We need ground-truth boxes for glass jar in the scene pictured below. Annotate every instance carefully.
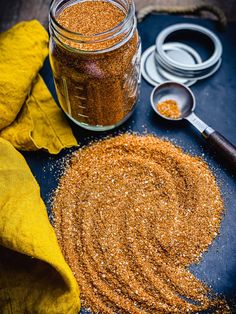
[49,0,141,131]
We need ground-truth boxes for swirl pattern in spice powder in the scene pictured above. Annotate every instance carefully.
[52,134,229,313]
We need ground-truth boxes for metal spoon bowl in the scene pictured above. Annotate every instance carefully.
[150,82,236,170]
[151,82,195,121]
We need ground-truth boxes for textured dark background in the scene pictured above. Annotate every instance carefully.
[0,0,236,31]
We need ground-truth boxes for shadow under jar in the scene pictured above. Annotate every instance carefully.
[49,0,141,131]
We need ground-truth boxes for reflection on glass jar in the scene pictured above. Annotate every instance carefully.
[49,0,141,131]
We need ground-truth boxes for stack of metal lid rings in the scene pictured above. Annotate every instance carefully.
[141,23,223,86]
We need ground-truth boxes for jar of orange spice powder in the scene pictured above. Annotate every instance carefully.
[49,0,141,131]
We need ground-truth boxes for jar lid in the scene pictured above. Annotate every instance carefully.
[141,23,222,86]
[141,43,201,86]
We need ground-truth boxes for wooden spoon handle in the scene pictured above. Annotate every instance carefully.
[206,131,236,170]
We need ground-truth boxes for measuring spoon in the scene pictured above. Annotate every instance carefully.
[150,82,236,169]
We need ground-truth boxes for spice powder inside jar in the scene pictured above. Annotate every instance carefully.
[49,0,141,130]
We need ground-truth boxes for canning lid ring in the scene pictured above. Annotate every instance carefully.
[141,45,198,87]
[155,52,222,79]
[155,23,222,72]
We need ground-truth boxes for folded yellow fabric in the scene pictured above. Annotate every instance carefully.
[0,20,78,153]
[0,20,48,130]
[0,138,80,314]
[0,75,78,154]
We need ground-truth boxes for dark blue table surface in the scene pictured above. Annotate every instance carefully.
[23,14,236,312]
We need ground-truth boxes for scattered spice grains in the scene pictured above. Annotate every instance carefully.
[50,1,140,127]
[157,99,181,119]
[52,134,230,313]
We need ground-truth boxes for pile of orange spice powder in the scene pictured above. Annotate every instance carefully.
[52,134,229,313]
[157,99,181,119]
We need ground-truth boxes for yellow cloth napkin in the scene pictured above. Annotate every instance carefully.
[0,75,77,154]
[0,138,80,314]
[0,20,78,154]
[0,20,48,130]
